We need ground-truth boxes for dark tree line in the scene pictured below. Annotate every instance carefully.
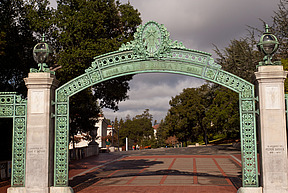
[160,84,239,146]
[110,109,155,148]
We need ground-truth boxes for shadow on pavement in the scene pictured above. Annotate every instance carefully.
[69,159,242,192]
[70,159,164,191]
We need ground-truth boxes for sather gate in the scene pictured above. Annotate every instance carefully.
[54,21,258,188]
[5,21,288,193]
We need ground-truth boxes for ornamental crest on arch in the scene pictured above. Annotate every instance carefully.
[119,21,185,58]
[142,22,162,57]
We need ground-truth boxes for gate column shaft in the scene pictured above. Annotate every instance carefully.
[24,72,59,193]
[255,65,288,193]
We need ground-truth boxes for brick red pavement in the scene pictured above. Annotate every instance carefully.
[69,153,124,179]
[81,185,237,193]
[70,154,242,193]
[0,153,124,193]
[0,152,246,193]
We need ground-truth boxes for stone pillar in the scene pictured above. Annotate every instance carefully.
[24,72,58,193]
[255,65,288,193]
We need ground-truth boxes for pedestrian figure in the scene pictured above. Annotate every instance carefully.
[106,139,111,152]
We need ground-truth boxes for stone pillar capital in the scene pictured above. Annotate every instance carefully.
[255,65,288,82]
[24,72,59,89]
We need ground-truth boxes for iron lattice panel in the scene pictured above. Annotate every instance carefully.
[0,92,27,187]
[54,21,259,187]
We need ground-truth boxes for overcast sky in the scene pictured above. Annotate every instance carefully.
[49,0,279,123]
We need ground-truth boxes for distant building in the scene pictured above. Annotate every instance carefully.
[152,124,160,139]
[69,132,89,149]
[107,125,112,135]
[68,115,109,149]
[95,115,109,148]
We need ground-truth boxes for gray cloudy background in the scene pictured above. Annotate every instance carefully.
[50,0,279,122]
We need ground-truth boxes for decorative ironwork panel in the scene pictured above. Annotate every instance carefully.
[0,92,27,187]
[54,115,69,186]
[54,21,259,187]
[240,97,258,187]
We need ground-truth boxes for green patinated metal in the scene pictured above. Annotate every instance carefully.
[257,24,280,66]
[54,21,259,187]
[31,34,55,74]
[0,92,27,187]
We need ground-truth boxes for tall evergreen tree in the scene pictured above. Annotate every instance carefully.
[214,39,261,84]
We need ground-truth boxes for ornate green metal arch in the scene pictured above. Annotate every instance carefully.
[0,92,27,187]
[54,21,258,187]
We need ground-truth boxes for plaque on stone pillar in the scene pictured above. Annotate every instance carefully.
[264,86,281,109]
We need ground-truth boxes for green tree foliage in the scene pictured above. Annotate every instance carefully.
[117,118,125,146]
[52,0,141,139]
[155,119,166,147]
[205,87,239,139]
[214,39,261,83]
[207,0,288,144]
[272,0,288,59]
[163,84,212,145]
[24,0,55,36]
[271,1,288,92]
[54,0,142,111]
[0,0,38,94]
[119,109,154,146]
[0,0,142,142]
[69,90,100,137]
[162,84,240,145]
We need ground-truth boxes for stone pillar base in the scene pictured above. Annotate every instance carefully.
[50,186,74,193]
[7,187,26,193]
[237,187,262,193]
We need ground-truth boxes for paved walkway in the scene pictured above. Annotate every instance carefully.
[0,145,244,193]
[69,148,243,193]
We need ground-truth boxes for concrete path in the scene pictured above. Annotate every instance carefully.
[0,145,243,193]
[69,145,243,193]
